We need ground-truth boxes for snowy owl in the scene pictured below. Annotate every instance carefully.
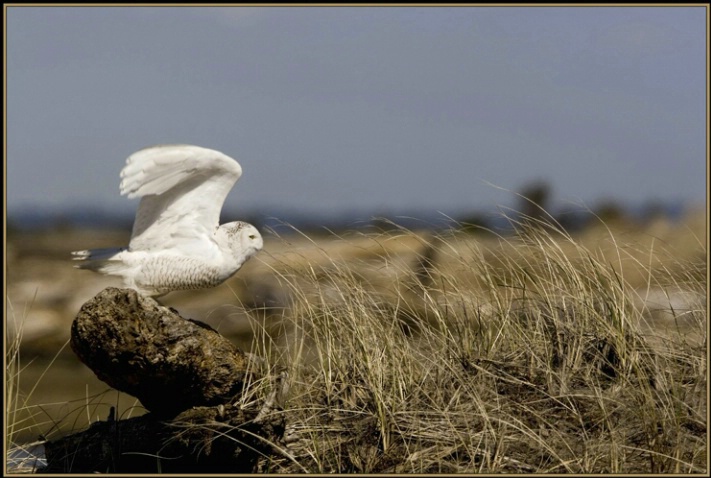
[72,144,263,297]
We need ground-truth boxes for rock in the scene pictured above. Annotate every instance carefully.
[70,287,254,417]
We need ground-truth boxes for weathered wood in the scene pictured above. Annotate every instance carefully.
[39,287,288,473]
[38,402,285,473]
[70,287,254,417]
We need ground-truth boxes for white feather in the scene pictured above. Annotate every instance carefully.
[72,144,262,297]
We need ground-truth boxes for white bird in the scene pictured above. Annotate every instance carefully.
[72,144,263,297]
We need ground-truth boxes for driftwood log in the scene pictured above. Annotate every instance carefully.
[39,287,287,473]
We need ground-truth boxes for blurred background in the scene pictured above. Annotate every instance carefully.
[4,5,707,448]
[7,6,706,229]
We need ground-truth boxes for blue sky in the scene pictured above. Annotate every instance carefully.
[6,6,708,222]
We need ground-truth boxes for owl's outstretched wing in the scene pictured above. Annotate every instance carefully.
[119,144,243,255]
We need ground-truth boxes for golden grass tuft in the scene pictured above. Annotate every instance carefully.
[248,214,706,473]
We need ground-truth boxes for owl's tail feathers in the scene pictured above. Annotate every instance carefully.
[72,247,127,274]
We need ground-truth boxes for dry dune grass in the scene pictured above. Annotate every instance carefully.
[243,212,707,473]
[5,209,707,473]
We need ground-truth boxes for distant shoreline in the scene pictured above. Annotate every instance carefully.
[7,199,695,234]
